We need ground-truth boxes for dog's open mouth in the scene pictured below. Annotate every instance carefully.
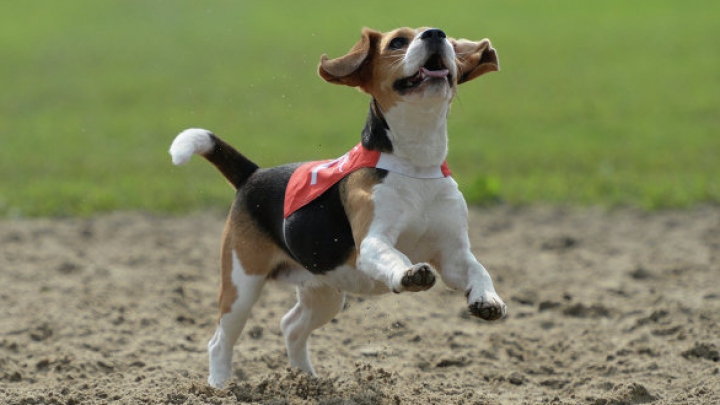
[394,54,451,92]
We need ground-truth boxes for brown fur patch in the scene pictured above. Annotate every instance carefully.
[452,38,499,84]
[218,216,238,318]
[319,27,418,111]
[365,28,416,112]
[318,28,382,88]
[230,207,280,277]
[341,169,382,263]
[217,204,284,316]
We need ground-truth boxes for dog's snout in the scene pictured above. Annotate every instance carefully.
[420,29,447,55]
[421,29,446,41]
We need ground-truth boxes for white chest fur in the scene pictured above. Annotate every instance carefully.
[370,173,468,262]
[383,100,451,167]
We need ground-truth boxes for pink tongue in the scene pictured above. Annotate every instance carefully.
[421,67,449,78]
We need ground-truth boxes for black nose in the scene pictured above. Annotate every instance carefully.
[421,28,446,41]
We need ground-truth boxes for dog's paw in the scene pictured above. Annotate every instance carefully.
[207,372,230,389]
[467,290,506,321]
[395,263,436,293]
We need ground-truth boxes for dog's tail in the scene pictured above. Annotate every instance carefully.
[169,128,259,189]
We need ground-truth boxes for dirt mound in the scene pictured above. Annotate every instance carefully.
[1,206,719,404]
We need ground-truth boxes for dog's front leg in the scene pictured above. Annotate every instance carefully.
[440,249,506,321]
[344,171,437,294]
[433,201,507,321]
[357,231,437,293]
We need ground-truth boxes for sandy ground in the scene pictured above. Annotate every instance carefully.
[1,206,719,404]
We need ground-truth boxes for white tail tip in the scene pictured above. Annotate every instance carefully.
[169,128,215,166]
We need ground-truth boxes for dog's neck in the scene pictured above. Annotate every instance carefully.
[361,99,449,168]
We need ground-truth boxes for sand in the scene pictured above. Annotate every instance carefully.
[1,206,718,404]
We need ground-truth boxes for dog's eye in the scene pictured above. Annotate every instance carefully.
[388,37,408,50]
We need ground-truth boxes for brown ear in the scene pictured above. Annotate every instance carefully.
[318,28,381,87]
[452,38,499,84]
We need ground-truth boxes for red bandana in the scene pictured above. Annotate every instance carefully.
[284,143,451,218]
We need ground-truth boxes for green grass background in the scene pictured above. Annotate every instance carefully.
[1,1,718,217]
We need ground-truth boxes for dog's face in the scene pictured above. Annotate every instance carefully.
[319,27,499,111]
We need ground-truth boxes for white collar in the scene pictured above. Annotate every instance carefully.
[376,152,448,179]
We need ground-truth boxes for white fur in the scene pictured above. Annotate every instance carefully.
[385,33,456,165]
[276,173,505,312]
[383,100,450,166]
[207,250,265,389]
[404,31,457,79]
[169,128,215,166]
[356,173,504,308]
[280,285,345,375]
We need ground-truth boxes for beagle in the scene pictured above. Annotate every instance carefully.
[169,27,507,389]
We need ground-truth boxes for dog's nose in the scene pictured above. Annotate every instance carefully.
[421,29,446,41]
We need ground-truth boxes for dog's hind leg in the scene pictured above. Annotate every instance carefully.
[280,284,345,376]
[207,249,266,388]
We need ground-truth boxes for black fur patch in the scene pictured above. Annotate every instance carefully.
[205,133,260,189]
[361,100,393,153]
[241,163,387,273]
[283,182,355,273]
[240,164,299,253]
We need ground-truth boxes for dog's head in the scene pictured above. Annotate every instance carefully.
[318,27,499,111]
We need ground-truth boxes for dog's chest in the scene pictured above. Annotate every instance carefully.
[372,173,464,260]
[394,217,439,262]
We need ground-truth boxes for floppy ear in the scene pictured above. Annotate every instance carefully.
[452,38,499,84]
[318,28,382,87]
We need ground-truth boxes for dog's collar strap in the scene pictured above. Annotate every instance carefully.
[284,143,451,218]
[376,151,451,179]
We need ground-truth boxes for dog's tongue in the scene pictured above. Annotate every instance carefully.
[421,67,449,78]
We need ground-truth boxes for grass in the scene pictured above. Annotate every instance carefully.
[1,0,718,217]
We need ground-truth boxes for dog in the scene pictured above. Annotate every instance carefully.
[169,26,507,389]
